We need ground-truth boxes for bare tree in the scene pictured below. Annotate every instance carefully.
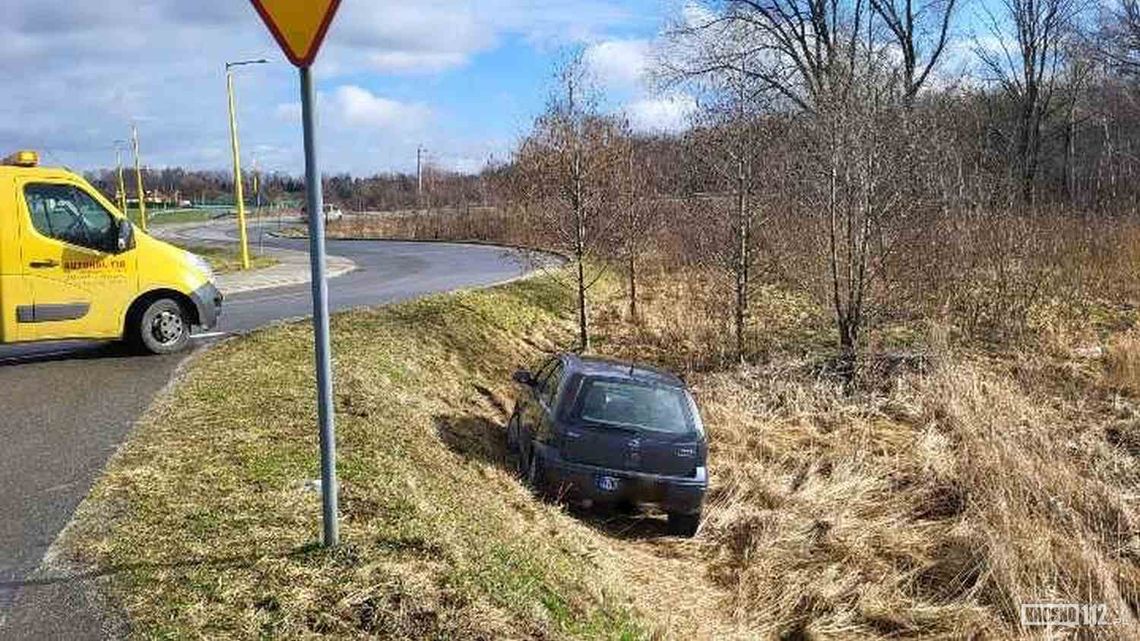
[662,0,869,113]
[515,54,624,351]
[615,133,661,321]
[664,13,772,361]
[869,0,958,104]
[1095,0,1140,72]
[665,0,921,363]
[976,0,1078,203]
[808,52,915,362]
[698,79,767,362]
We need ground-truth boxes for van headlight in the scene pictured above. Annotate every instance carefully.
[186,252,216,283]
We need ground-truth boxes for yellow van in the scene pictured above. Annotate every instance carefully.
[0,151,221,354]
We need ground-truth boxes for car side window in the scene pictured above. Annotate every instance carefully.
[24,184,116,252]
[530,358,555,394]
[539,362,565,408]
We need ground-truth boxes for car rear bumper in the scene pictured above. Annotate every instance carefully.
[534,444,707,515]
[189,282,223,330]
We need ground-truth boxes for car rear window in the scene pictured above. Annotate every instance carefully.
[576,378,693,434]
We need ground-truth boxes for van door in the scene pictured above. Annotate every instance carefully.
[1,177,24,339]
[17,181,136,340]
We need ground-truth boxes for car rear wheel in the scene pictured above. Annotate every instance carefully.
[667,511,701,537]
[134,298,192,355]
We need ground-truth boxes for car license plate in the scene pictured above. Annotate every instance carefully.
[597,476,619,492]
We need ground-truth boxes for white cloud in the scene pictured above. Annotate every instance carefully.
[0,0,660,174]
[330,86,431,130]
[328,1,644,75]
[626,94,697,133]
[582,37,699,134]
[584,39,651,90]
[329,3,492,74]
[366,51,470,74]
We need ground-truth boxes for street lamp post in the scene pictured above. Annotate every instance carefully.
[226,58,268,270]
[113,140,128,214]
[131,124,148,233]
[252,157,265,256]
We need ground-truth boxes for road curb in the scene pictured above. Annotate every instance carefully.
[0,346,210,640]
[266,230,572,264]
[151,222,358,296]
[215,250,356,296]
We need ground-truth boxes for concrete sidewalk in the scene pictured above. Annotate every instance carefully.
[214,247,355,295]
[149,220,356,295]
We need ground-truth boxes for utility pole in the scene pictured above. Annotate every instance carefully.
[131,124,147,232]
[226,58,267,270]
[252,157,264,256]
[252,158,261,210]
[417,145,424,205]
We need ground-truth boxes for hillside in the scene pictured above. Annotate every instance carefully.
[61,270,1140,638]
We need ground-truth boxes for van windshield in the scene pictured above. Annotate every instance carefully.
[576,379,693,434]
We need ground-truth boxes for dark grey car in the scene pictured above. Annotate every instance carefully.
[507,353,708,536]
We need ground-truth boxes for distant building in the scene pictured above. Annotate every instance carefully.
[124,190,177,207]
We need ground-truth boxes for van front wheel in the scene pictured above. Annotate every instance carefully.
[134,298,192,355]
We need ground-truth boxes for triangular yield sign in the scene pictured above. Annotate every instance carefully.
[249,0,343,67]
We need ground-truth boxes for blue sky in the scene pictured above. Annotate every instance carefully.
[0,1,689,176]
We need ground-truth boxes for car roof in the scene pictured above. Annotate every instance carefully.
[560,353,686,389]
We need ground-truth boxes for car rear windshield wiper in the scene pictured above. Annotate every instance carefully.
[580,420,640,434]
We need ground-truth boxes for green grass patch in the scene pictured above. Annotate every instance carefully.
[64,274,647,639]
[177,244,278,274]
[122,208,217,227]
[147,208,217,226]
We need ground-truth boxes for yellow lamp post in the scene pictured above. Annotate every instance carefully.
[113,139,128,214]
[226,58,268,270]
[131,124,147,232]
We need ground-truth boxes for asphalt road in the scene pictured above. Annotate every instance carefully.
[0,232,537,639]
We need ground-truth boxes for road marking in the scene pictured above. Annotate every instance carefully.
[191,332,228,340]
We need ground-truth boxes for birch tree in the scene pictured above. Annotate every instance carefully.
[515,54,624,351]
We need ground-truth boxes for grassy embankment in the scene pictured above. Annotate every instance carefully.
[63,250,1140,638]
[63,275,650,639]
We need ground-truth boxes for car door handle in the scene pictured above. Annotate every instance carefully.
[29,259,59,269]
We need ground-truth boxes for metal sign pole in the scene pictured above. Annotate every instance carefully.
[300,64,339,547]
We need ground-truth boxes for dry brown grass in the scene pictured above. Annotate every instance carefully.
[317,210,1140,638]
[688,353,1140,639]
[67,208,1140,639]
[324,208,532,247]
[1106,332,1140,396]
[587,266,1140,639]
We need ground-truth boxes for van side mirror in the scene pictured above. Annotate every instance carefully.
[512,370,535,387]
[116,219,135,253]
